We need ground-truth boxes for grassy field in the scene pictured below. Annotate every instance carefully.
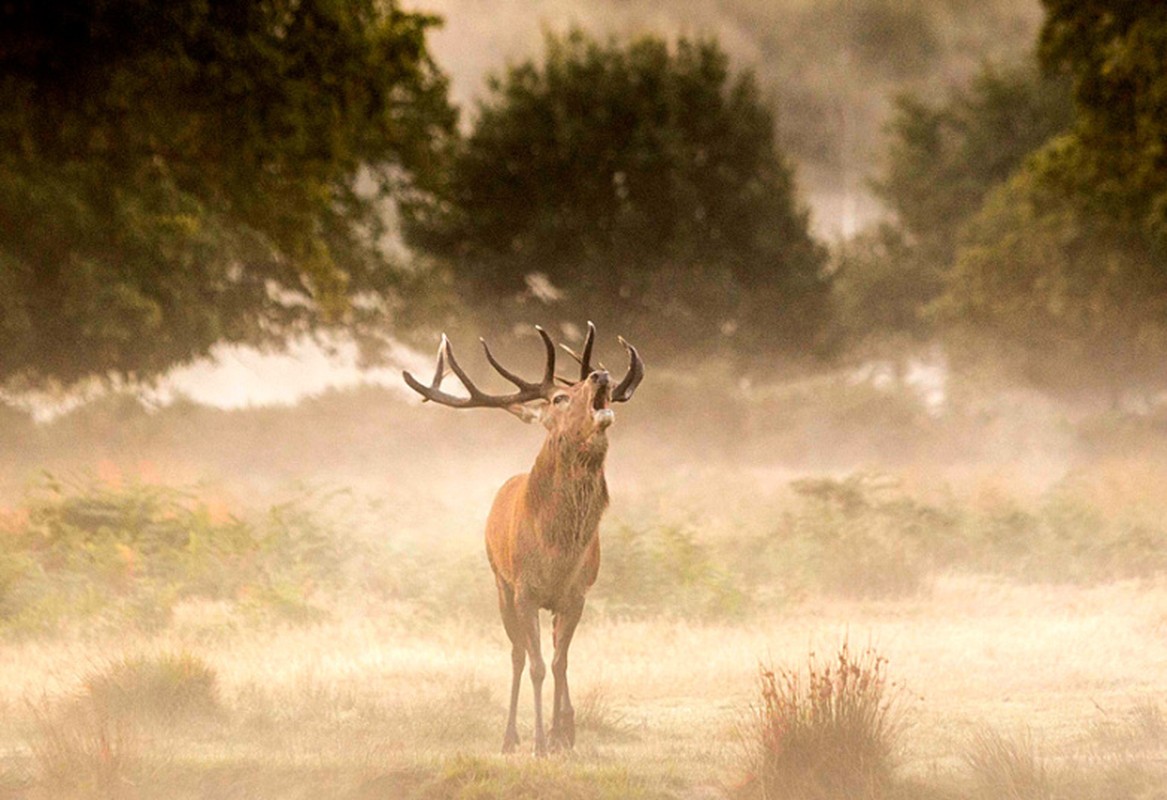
[1,447,1165,799]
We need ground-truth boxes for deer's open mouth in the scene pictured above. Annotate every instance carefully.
[591,384,614,428]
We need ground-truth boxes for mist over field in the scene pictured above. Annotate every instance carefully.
[3,1,1167,799]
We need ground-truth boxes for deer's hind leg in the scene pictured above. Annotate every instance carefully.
[496,576,525,754]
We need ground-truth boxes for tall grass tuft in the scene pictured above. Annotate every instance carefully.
[29,695,139,799]
[575,685,635,740]
[963,726,1050,800]
[83,651,220,723]
[743,642,903,800]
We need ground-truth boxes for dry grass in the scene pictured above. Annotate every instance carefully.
[963,727,1050,800]
[0,575,1162,798]
[2,459,1167,798]
[28,695,141,800]
[742,642,903,800]
[84,651,220,723]
[574,685,636,740]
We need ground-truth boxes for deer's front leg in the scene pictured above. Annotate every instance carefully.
[516,595,547,757]
[549,597,584,751]
[495,577,524,753]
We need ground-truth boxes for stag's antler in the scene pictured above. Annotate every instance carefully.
[559,321,644,402]
[612,336,644,402]
[405,323,644,415]
[402,326,557,420]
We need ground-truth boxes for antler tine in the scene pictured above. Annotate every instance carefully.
[611,335,645,403]
[417,335,449,400]
[481,337,537,391]
[558,321,602,381]
[441,335,487,400]
[403,335,484,407]
[533,325,556,390]
[579,321,596,380]
[558,344,603,371]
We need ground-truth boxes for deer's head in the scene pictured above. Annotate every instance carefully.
[402,322,644,449]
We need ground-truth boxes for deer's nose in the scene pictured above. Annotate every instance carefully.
[590,370,610,386]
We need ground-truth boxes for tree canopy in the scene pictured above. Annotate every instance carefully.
[911,1,1167,395]
[0,0,455,388]
[836,62,1072,345]
[941,160,1167,395]
[1039,0,1167,246]
[875,64,1073,267]
[404,30,827,353]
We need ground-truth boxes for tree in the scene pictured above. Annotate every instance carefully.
[0,0,456,388]
[875,63,1073,268]
[941,154,1167,397]
[928,2,1167,396]
[834,62,1072,346]
[404,29,827,353]
[1039,0,1167,246]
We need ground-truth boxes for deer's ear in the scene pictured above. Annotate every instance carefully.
[505,402,543,424]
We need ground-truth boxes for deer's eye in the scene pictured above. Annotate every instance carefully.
[552,394,570,406]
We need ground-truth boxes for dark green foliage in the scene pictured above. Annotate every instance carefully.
[829,223,940,343]
[835,62,1072,346]
[405,29,827,354]
[923,3,1167,392]
[876,64,1073,266]
[940,160,1167,395]
[1039,0,1167,245]
[0,0,456,388]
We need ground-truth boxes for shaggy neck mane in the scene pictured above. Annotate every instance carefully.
[526,433,610,548]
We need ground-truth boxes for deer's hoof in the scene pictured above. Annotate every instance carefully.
[501,730,520,754]
[548,727,575,753]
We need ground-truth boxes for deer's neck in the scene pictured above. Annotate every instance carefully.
[527,434,610,548]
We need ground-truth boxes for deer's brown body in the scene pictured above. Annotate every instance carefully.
[485,466,605,607]
[403,323,642,755]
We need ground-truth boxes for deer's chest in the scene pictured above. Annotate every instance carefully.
[516,534,600,610]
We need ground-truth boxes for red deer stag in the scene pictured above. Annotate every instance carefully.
[403,322,644,755]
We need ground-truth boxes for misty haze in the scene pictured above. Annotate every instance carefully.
[2,1,1166,799]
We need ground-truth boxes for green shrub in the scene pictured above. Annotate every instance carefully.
[774,474,955,599]
[766,470,1167,594]
[0,475,353,637]
[593,521,746,619]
